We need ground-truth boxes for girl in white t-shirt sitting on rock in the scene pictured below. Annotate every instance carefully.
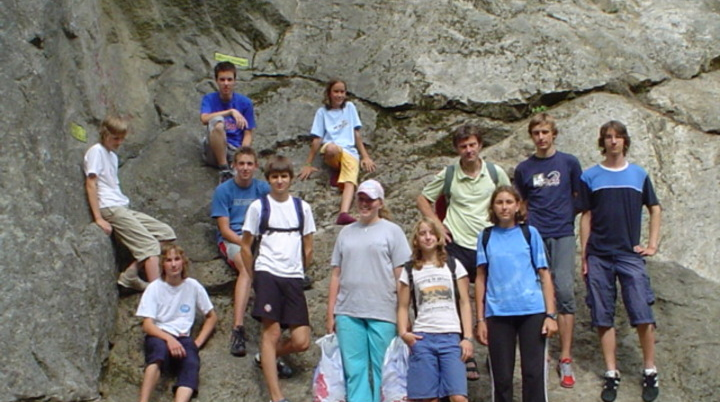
[397,217,474,402]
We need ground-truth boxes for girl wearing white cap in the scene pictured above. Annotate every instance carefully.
[326,179,412,402]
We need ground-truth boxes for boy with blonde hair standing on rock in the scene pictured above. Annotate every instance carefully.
[578,120,661,402]
[514,113,582,388]
[240,156,316,402]
[84,116,176,291]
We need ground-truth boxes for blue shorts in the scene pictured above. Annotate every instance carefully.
[144,335,200,395]
[585,254,655,327]
[407,332,467,399]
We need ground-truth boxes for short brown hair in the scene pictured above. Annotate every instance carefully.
[598,120,631,155]
[233,146,258,165]
[99,116,128,141]
[528,113,558,136]
[452,124,483,147]
[264,155,294,179]
[214,61,237,80]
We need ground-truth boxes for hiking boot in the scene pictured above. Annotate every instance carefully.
[642,368,659,402]
[117,270,148,292]
[335,212,356,225]
[557,358,576,388]
[219,168,235,184]
[230,326,247,357]
[255,353,294,379]
[601,370,621,402]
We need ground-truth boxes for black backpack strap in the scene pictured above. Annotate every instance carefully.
[259,195,270,235]
[262,196,303,234]
[519,223,536,270]
[446,258,466,335]
[442,164,455,200]
[256,196,306,267]
[293,197,306,269]
[481,226,493,256]
[447,257,460,306]
[404,261,417,318]
[292,196,304,233]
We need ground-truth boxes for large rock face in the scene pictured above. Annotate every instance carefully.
[1,0,719,401]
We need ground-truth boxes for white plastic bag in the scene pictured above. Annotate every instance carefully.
[313,334,346,402]
[381,336,410,402]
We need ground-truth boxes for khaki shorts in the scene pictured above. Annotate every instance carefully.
[101,206,176,262]
[320,143,359,187]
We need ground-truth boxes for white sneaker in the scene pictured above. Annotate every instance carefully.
[117,270,148,291]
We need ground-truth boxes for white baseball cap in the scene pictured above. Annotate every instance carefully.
[356,179,385,200]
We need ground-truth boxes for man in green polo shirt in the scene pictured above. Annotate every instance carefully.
[417,124,510,381]
[417,124,510,283]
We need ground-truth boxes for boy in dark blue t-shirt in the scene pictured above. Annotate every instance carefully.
[578,120,661,402]
[514,113,582,388]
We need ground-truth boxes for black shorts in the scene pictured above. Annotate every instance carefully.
[251,270,310,327]
[446,242,478,283]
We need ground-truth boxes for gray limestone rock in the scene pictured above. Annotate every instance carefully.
[646,71,720,134]
[1,0,720,401]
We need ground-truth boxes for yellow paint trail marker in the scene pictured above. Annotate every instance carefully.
[70,122,87,143]
[214,52,249,68]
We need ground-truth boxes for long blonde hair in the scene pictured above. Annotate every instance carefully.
[410,217,447,269]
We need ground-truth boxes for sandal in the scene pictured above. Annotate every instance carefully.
[466,357,480,381]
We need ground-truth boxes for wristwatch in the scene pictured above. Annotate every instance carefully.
[546,312,558,320]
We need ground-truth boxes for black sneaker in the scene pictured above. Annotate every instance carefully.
[254,353,294,379]
[642,370,659,402]
[601,371,621,402]
[230,326,247,357]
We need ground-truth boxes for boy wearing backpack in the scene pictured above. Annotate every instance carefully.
[240,155,316,402]
[514,113,582,388]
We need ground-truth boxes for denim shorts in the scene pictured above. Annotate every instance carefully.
[407,332,467,399]
[585,254,655,327]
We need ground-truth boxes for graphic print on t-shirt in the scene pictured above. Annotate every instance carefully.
[419,284,453,309]
[532,171,561,188]
[332,119,349,132]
